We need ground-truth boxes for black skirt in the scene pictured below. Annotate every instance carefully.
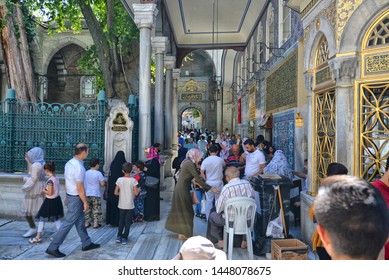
[35,196,64,222]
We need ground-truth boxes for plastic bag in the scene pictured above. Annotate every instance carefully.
[266,211,284,238]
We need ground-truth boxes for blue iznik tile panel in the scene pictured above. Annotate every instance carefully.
[273,109,295,170]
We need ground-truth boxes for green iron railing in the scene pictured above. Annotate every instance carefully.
[0,90,106,173]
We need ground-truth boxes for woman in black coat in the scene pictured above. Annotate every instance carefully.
[105,151,126,227]
[143,143,161,221]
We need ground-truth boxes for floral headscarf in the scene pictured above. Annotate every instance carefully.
[186,148,203,164]
[147,146,161,164]
[263,150,294,179]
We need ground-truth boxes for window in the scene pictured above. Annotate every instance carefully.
[256,23,264,69]
[266,4,275,60]
[366,14,389,47]
[80,76,96,100]
[279,0,291,45]
[315,35,329,67]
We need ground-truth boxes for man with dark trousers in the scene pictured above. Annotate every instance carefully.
[46,143,100,258]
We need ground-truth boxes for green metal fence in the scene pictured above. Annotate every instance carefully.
[0,91,106,173]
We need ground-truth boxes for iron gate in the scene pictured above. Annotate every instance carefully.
[0,94,106,173]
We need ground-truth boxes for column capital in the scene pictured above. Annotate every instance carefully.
[164,56,176,70]
[151,37,168,54]
[303,72,314,91]
[328,56,359,86]
[172,68,181,80]
[132,3,158,29]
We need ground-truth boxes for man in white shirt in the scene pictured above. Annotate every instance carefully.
[201,145,225,220]
[242,138,267,179]
[46,143,100,258]
[208,166,255,249]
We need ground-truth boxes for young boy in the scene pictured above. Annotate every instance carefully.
[84,158,105,229]
[132,161,147,222]
[114,162,139,245]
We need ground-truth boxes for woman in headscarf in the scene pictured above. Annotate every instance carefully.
[172,146,188,185]
[165,149,217,240]
[21,147,46,237]
[263,150,294,180]
[106,151,127,227]
[143,143,161,221]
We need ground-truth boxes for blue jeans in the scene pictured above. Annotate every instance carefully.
[118,208,134,239]
[195,190,203,214]
[47,194,92,251]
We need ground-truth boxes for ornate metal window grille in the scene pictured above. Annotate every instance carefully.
[359,83,389,182]
[367,15,389,47]
[315,36,329,67]
[313,90,336,195]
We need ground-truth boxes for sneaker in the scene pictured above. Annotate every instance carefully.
[22,228,37,238]
[29,237,41,244]
[116,236,122,243]
[121,238,128,245]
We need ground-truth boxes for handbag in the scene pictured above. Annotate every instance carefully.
[145,175,159,188]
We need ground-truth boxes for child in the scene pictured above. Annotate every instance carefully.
[29,162,64,244]
[132,160,147,222]
[84,158,106,229]
[114,162,139,245]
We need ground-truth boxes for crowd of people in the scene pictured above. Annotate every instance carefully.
[18,127,389,260]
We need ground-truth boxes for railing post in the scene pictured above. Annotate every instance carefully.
[5,89,16,172]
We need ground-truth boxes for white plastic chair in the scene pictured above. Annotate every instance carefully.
[223,196,257,260]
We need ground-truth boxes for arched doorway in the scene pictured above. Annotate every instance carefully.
[181,107,203,131]
[177,50,218,132]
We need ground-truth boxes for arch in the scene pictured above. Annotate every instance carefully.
[362,9,389,49]
[339,0,389,53]
[42,37,91,75]
[178,104,205,131]
[304,17,337,71]
[182,50,215,77]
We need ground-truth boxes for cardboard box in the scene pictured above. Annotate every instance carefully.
[271,239,308,260]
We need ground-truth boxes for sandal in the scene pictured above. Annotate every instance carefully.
[29,237,41,244]
[85,223,91,228]
[93,224,102,229]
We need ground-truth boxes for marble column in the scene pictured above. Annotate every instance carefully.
[164,56,176,152]
[172,68,181,152]
[133,3,158,160]
[329,57,358,173]
[151,37,168,149]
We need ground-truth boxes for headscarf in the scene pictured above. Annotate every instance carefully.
[27,147,45,180]
[147,146,161,164]
[186,148,203,164]
[27,147,45,165]
[263,150,294,179]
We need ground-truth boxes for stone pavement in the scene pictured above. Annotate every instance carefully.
[0,177,314,260]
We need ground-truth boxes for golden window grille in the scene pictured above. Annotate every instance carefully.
[366,14,389,47]
[313,90,336,195]
[315,36,329,67]
[359,83,389,182]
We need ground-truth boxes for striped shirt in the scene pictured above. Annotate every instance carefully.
[216,177,255,214]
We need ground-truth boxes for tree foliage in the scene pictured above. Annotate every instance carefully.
[25,0,140,99]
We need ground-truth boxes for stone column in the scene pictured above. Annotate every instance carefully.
[151,37,168,149]
[300,72,315,247]
[172,68,181,151]
[133,3,158,160]
[329,57,358,172]
[164,56,176,152]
